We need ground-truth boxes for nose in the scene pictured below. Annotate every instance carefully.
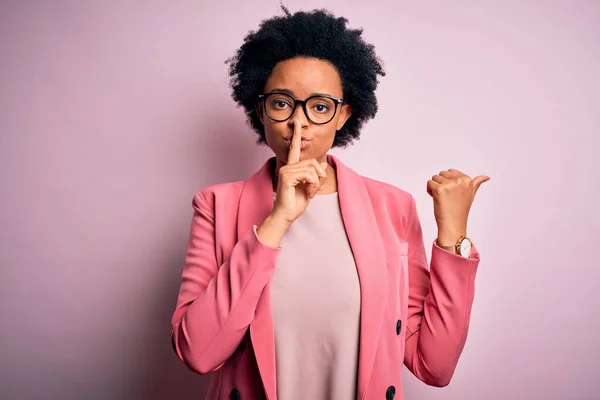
[287,102,309,129]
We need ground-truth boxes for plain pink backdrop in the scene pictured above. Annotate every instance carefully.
[1,1,598,399]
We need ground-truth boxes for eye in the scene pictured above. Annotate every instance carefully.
[271,98,292,109]
[312,103,330,113]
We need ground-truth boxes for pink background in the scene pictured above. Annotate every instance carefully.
[1,1,598,399]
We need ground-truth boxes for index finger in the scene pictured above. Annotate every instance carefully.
[286,120,302,165]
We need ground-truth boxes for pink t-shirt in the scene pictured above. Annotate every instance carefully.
[270,192,361,400]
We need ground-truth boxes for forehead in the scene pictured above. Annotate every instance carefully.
[264,57,343,97]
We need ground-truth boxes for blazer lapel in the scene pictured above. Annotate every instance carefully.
[236,155,387,400]
[237,157,278,400]
[329,154,388,400]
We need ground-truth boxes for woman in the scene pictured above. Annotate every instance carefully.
[171,6,489,400]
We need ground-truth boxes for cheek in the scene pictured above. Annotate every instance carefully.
[263,122,282,144]
[263,123,288,159]
[315,127,337,148]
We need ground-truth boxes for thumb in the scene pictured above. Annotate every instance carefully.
[472,175,491,192]
[320,162,328,174]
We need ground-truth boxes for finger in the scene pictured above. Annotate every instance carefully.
[312,161,327,190]
[314,160,327,178]
[285,168,319,187]
[318,162,328,186]
[308,168,321,198]
[303,171,320,198]
[426,180,439,197]
[447,168,468,177]
[306,181,318,198]
[286,120,302,165]
[472,175,491,192]
[431,174,447,184]
[439,170,461,179]
[286,160,328,193]
[288,159,327,177]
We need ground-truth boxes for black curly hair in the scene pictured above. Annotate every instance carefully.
[225,5,386,148]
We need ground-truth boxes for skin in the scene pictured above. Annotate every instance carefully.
[256,57,352,246]
[257,57,352,194]
[254,56,490,250]
[427,170,490,247]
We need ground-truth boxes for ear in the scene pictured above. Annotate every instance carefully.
[255,101,264,125]
[335,103,352,131]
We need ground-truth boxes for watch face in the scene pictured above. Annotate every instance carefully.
[460,238,472,258]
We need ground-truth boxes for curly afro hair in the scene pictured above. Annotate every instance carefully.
[225,5,386,148]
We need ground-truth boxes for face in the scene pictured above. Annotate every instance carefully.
[256,57,352,166]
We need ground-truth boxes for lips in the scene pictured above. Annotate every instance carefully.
[284,136,312,150]
[284,134,312,141]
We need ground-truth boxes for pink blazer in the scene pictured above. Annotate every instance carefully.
[171,154,480,400]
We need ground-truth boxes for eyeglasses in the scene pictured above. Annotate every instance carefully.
[257,92,345,125]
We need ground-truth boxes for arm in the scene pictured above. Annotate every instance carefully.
[403,195,480,387]
[170,191,282,374]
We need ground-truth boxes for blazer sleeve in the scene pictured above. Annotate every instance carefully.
[402,195,480,387]
[170,191,281,374]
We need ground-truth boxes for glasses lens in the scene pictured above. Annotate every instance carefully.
[264,94,338,124]
[265,94,295,121]
[306,96,336,124]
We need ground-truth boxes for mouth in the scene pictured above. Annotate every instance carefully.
[284,136,312,150]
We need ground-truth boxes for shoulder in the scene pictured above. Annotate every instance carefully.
[192,180,246,213]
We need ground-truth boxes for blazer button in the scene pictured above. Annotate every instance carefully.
[396,320,402,335]
[386,385,396,400]
[230,388,241,400]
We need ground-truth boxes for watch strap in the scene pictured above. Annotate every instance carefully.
[437,236,468,255]
[436,242,456,252]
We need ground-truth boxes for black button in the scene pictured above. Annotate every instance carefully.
[230,388,240,400]
[396,320,402,335]
[386,385,396,400]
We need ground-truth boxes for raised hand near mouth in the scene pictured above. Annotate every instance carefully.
[256,121,328,247]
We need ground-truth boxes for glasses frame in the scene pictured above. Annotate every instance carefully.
[257,91,345,125]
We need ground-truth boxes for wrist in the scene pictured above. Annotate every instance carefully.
[256,212,291,248]
[436,228,466,247]
[268,209,294,228]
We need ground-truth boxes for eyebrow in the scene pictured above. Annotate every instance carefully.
[268,88,336,98]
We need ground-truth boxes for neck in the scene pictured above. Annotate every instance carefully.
[271,156,338,194]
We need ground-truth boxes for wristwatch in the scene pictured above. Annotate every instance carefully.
[437,236,472,258]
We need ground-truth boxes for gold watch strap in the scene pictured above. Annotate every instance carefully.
[437,236,466,254]
[437,242,456,252]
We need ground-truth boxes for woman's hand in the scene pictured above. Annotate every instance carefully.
[271,128,328,225]
[427,169,490,245]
